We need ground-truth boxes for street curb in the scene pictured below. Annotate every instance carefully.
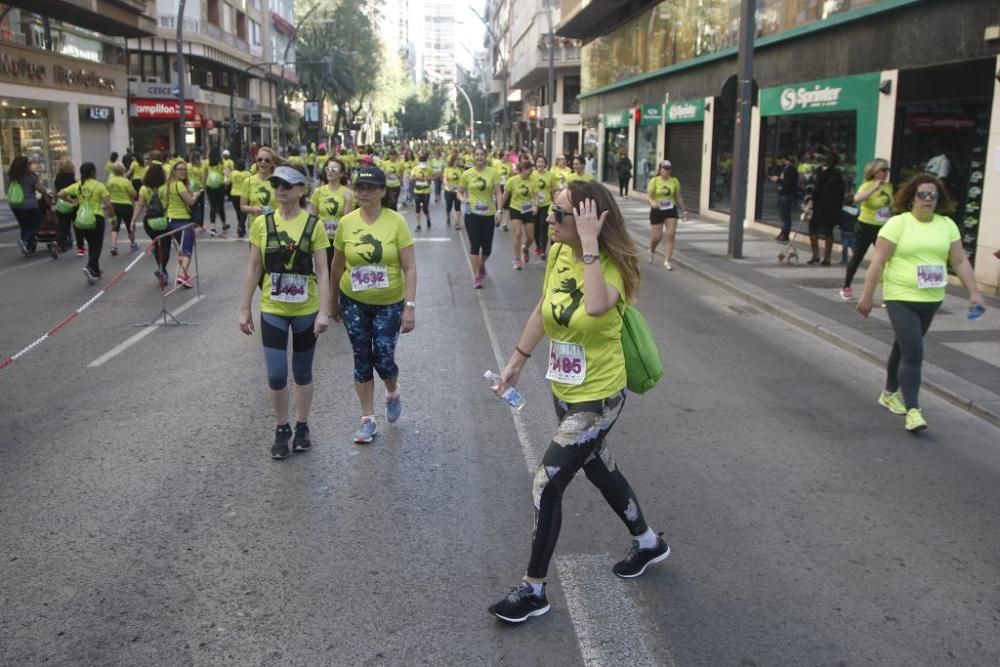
[670,250,1000,429]
[1,223,18,234]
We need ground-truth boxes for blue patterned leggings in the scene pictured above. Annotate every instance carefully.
[340,294,404,383]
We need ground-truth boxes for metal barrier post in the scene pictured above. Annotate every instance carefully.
[134,223,200,327]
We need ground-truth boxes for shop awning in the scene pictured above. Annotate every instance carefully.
[5,0,156,37]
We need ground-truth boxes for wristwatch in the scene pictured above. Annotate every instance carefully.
[404,300,416,309]
[582,252,598,265]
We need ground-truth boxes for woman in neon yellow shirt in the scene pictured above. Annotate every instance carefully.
[857,173,984,432]
[239,165,330,460]
[58,162,114,283]
[565,155,594,185]
[840,158,892,300]
[309,157,354,267]
[229,158,250,237]
[205,146,229,236]
[488,181,668,624]
[458,147,503,288]
[330,165,417,444]
[500,160,538,270]
[164,160,201,288]
[107,163,138,255]
[442,153,464,230]
[645,160,687,270]
[532,155,556,259]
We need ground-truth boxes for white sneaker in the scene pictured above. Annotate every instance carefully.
[663,260,673,271]
[647,251,654,264]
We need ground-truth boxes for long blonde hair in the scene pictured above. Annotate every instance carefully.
[863,158,890,182]
[565,181,640,303]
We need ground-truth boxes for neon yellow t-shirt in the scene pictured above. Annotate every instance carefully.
[878,212,959,303]
[462,153,474,169]
[230,170,249,196]
[411,164,433,194]
[533,170,556,207]
[107,175,136,205]
[164,181,193,219]
[104,161,116,179]
[552,166,571,189]
[63,180,110,216]
[504,174,537,213]
[495,160,513,186]
[460,167,500,216]
[857,180,894,226]
[541,243,626,402]
[566,171,594,185]
[647,176,681,209]
[242,174,276,211]
[334,207,414,305]
[222,158,234,178]
[206,163,226,189]
[250,209,330,317]
[383,162,402,188]
[310,183,351,237]
[188,163,205,191]
[430,158,445,176]
[130,163,149,182]
[443,166,463,192]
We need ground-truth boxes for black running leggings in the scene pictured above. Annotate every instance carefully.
[535,204,550,252]
[527,391,648,579]
[885,300,940,410]
[465,213,496,257]
[843,222,880,289]
[206,186,227,225]
[618,176,629,197]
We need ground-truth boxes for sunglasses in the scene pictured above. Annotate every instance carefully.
[326,165,342,171]
[257,157,273,164]
[915,191,939,201]
[270,179,299,191]
[551,207,572,224]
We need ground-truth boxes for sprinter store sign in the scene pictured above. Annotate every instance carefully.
[664,99,704,124]
[761,73,879,117]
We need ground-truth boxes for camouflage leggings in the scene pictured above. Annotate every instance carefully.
[339,293,404,383]
[527,390,649,578]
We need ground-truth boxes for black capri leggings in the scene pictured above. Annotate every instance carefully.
[444,190,460,212]
[206,186,227,225]
[527,391,648,579]
[465,213,496,256]
[111,203,134,233]
[843,222,880,289]
[143,220,172,269]
[885,300,940,410]
[535,204,550,251]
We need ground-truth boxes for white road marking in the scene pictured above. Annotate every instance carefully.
[87,295,205,367]
[411,237,452,242]
[465,231,668,665]
[556,555,672,667]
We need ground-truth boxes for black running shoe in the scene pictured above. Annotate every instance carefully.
[292,424,312,452]
[613,533,670,578]
[488,582,550,623]
[271,424,292,460]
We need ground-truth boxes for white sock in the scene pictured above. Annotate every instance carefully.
[526,581,544,596]
[362,414,375,423]
[637,528,658,550]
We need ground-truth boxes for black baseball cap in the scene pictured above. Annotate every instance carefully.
[354,166,386,187]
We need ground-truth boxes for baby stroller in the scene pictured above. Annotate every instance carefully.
[35,196,61,259]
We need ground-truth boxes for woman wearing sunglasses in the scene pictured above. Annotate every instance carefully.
[309,157,354,267]
[240,146,279,221]
[330,166,417,445]
[488,182,669,624]
[164,160,200,288]
[857,173,984,432]
[839,158,892,301]
[239,165,330,460]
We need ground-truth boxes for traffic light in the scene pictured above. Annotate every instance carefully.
[527,107,538,121]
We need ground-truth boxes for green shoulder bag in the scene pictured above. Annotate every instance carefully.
[618,303,663,394]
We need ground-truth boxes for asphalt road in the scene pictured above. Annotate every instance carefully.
[2,196,999,667]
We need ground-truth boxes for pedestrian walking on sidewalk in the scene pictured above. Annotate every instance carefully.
[857,173,985,433]
[329,165,417,445]
[770,153,799,241]
[488,182,670,624]
[840,159,893,300]
[238,165,330,460]
[646,160,687,270]
[807,153,845,265]
[615,148,632,198]
[57,162,113,284]
[6,155,49,257]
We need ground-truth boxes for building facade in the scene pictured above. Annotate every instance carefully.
[559,0,1000,290]
[125,0,295,157]
[1,0,153,190]
[422,2,457,106]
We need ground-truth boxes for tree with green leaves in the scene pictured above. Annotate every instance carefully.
[395,85,450,139]
[295,0,383,139]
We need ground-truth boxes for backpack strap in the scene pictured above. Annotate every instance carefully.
[264,212,279,250]
[298,214,319,254]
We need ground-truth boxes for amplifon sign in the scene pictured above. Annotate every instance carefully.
[131,99,195,119]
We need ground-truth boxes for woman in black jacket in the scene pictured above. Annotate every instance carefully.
[808,152,845,265]
[615,149,632,197]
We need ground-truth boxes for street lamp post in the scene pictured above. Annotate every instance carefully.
[456,84,475,140]
[728,0,756,259]
[544,0,556,164]
[175,0,187,155]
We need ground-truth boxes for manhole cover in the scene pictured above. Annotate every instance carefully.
[796,278,844,289]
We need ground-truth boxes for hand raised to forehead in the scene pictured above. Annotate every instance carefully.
[573,198,607,243]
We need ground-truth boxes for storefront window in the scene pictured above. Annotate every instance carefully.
[757,112,857,225]
[1,103,68,188]
[1,11,125,64]
[603,128,628,182]
[710,115,734,213]
[633,124,659,192]
[582,0,883,91]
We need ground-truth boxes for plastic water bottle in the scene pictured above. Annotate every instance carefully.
[967,304,986,321]
[484,370,525,410]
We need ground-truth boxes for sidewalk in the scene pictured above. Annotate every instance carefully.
[0,206,17,233]
[615,195,1000,428]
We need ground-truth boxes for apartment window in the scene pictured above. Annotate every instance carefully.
[207,0,220,26]
[205,71,214,88]
[562,75,580,114]
[223,4,233,32]
[250,19,261,46]
[221,71,229,88]
[235,10,247,40]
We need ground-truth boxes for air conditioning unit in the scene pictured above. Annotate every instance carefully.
[145,76,161,83]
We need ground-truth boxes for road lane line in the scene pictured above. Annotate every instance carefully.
[87,295,205,367]
[462,229,668,663]
[411,237,452,242]
[556,555,672,667]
